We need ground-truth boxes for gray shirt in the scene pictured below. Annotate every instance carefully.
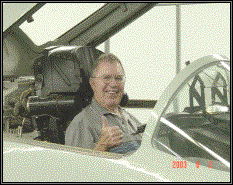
[65,99,142,149]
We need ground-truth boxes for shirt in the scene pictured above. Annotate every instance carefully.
[65,98,142,150]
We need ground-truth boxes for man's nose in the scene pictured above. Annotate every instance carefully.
[108,77,118,86]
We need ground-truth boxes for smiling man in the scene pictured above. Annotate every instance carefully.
[65,53,142,153]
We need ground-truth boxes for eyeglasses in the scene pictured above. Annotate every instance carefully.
[91,75,126,83]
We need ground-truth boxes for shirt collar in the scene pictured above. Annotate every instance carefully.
[91,98,123,116]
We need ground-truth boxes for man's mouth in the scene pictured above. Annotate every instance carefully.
[105,90,119,94]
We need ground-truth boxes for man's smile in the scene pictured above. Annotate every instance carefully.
[105,89,119,94]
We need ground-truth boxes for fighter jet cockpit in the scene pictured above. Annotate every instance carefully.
[3,3,230,182]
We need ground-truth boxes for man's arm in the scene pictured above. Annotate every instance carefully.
[65,116,95,149]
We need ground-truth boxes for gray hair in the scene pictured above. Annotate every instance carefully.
[90,53,125,77]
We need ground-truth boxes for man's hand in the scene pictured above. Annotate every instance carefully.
[94,116,123,152]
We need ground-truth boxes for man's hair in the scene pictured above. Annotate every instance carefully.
[90,53,125,77]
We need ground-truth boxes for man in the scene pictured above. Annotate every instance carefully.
[65,53,142,153]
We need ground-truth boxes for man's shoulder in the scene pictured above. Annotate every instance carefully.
[72,105,91,122]
[68,102,102,131]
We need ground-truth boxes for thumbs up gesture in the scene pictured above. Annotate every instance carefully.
[94,116,123,152]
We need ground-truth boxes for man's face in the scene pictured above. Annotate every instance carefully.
[90,61,125,109]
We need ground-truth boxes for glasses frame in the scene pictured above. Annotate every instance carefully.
[91,75,126,84]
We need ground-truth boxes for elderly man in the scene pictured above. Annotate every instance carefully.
[65,53,142,153]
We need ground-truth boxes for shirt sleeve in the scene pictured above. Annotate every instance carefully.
[65,114,95,149]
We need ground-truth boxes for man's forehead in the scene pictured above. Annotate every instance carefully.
[95,61,124,74]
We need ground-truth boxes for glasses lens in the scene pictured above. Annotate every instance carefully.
[92,75,125,83]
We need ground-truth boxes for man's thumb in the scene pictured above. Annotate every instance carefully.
[101,116,109,128]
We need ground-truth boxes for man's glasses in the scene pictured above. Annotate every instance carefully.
[91,75,126,84]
